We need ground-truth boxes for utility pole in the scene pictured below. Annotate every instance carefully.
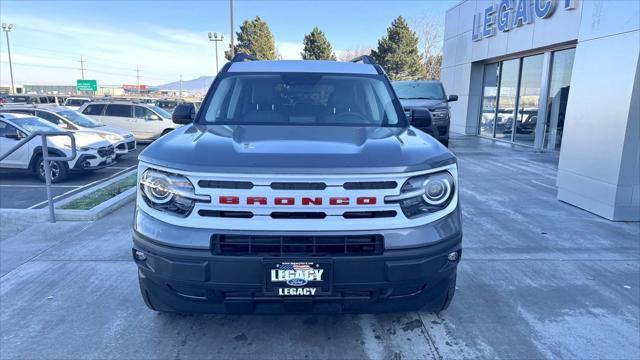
[229,0,234,57]
[79,56,86,80]
[135,65,141,96]
[2,23,15,94]
[208,32,224,73]
[179,73,183,99]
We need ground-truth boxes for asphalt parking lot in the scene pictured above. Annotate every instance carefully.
[1,136,638,359]
[0,145,145,209]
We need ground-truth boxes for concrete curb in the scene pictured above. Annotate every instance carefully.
[53,169,137,221]
[0,170,137,223]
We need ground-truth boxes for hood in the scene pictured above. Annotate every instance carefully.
[95,125,133,137]
[140,124,455,174]
[399,98,448,110]
[49,132,111,149]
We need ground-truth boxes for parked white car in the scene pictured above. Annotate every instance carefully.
[0,106,136,157]
[78,102,178,141]
[64,97,92,111]
[0,113,116,182]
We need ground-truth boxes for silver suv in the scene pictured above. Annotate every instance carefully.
[132,54,462,314]
[79,101,178,141]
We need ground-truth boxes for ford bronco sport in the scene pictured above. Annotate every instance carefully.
[133,54,462,314]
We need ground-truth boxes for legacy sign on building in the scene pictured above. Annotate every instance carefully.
[473,0,576,41]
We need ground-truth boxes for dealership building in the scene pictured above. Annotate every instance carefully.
[441,0,639,221]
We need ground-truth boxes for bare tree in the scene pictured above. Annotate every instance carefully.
[411,14,443,80]
[336,47,373,62]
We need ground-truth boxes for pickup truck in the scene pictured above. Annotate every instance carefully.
[132,54,462,314]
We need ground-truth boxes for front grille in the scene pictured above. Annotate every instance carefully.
[437,125,448,135]
[212,234,384,256]
[271,182,326,190]
[343,181,397,190]
[126,140,136,150]
[199,180,254,189]
[270,212,326,219]
[198,210,253,218]
[97,145,114,157]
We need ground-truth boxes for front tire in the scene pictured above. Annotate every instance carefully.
[34,155,68,183]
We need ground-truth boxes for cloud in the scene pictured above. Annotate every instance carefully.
[276,41,303,60]
[0,14,230,87]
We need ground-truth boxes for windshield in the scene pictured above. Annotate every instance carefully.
[158,101,177,108]
[66,99,89,106]
[58,110,103,128]
[149,106,171,118]
[202,73,404,127]
[13,117,61,133]
[393,82,445,100]
[8,96,31,103]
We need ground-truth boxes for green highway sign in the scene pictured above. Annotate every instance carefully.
[76,79,97,92]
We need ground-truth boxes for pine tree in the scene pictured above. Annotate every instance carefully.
[371,16,426,80]
[301,27,336,60]
[225,16,276,60]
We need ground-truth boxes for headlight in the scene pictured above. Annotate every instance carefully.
[140,169,210,217]
[97,133,123,141]
[385,171,455,218]
[431,109,449,120]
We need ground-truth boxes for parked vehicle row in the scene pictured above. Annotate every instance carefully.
[0,113,116,182]
[0,106,136,157]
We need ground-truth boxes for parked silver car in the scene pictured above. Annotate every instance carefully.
[79,101,178,141]
[0,106,136,157]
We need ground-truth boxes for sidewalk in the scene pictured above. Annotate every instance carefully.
[1,135,638,359]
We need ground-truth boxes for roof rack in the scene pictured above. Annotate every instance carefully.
[350,55,375,64]
[231,53,258,62]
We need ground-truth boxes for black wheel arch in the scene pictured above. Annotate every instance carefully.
[29,146,68,171]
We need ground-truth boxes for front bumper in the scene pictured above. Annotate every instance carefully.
[115,138,136,155]
[132,207,462,314]
[71,154,116,171]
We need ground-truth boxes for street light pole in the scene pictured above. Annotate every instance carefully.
[230,0,234,57]
[208,32,224,73]
[2,23,15,95]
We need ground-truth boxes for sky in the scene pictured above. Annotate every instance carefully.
[0,0,456,87]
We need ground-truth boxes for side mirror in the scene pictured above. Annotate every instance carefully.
[149,114,160,121]
[172,103,196,125]
[5,133,23,141]
[410,108,433,134]
[448,95,458,102]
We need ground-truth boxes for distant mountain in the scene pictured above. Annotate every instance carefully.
[156,76,214,93]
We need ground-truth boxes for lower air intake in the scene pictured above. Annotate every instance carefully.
[212,234,384,256]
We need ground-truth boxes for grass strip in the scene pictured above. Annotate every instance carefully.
[61,174,137,210]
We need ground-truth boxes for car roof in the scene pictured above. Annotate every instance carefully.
[228,60,378,75]
[0,105,69,113]
[86,101,145,105]
[0,112,37,120]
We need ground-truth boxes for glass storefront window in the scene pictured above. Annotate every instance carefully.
[514,55,544,145]
[544,48,575,150]
[495,59,520,140]
[479,63,499,137]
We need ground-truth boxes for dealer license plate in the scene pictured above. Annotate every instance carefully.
[264,261,332,296]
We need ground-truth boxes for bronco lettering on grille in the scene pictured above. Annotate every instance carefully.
[217,196,377,206]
